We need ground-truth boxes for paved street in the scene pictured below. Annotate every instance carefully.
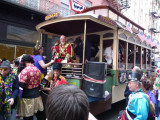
[96,100,126,120]
[16,100,126,120]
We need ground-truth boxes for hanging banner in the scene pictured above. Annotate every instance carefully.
[69,0,85,13]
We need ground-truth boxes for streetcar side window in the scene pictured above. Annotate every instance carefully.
[147,49,151,69]
[128,43,134,69]
[103,40,113,66]
[73,34,100,63]
[118,40,126,69]
[87,34,100,62]
[142,48,146,69]
[136,46,141,68]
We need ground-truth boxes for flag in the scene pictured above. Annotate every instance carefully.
[151,38,156,47]
[146,35,152,45]
[143,34,147,44]
[157,41,160,49]
[137,32,145,42]
[126,23,133,34]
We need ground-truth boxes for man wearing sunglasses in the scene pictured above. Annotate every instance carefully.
[0,60,19,120]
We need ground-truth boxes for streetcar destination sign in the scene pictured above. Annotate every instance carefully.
[98,15,117,27]
[45,12,59,21]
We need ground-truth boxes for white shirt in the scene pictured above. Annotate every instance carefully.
[103,46,113,64]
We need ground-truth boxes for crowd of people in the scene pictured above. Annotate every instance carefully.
[119,66,160,120]
[1,33,160,120]
[0,34,98,120]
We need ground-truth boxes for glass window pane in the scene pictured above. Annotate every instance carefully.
[26,0,39,9]
[142,48,146,69]
[147,49,151,69]
[16,46,33,58]
[61,0,69,4]
[7,25,40,43]
[85,0,92,8]
[128,43,134,69]
[118,40,126,70]
[0,43,15,62]
[61,2,69,17]
[136,46,141,68]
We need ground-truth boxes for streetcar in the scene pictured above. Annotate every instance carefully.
[36,5,152,115]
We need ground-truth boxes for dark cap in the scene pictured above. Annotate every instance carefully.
[52,63,62,71]
[0,60,11,68]
[128,72,141,82]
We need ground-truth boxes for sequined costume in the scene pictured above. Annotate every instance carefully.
[54,42,73,63]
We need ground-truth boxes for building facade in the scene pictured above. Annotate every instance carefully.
[121,0,160,45]
[0,0,159,62]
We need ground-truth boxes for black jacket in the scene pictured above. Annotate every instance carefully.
[74,40,91,62]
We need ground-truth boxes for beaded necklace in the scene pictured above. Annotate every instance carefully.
[0,70,15,117]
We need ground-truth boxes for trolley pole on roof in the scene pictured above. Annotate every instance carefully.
[82,20,87,75]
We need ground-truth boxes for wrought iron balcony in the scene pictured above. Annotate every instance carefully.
[3,0,75,17]
[108,0,120,11]
[118,0,130,11]
[151,12,160,18]
[149,24,160,33]
[150,7,160,18]
[107,0,130,12]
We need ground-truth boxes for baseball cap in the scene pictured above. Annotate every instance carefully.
[0,60,11,68]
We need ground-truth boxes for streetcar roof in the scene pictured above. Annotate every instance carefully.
[36,13,117,36]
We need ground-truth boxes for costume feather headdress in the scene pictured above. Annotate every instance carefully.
[35,40,42,50]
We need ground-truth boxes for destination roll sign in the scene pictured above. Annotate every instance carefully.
[45,12,59,21]
[98,15,117,27]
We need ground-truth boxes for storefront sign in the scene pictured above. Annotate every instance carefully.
[45,12,59,20]
[98,15,117,27]
[69,0,85,13]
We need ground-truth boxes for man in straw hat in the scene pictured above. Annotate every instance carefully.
[119,72,149,120]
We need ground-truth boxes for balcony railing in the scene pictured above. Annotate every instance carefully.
[4,0,75,17]
[149,25,160,33]
[118,0,130,11]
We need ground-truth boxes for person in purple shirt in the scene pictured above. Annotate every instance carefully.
[33,41,55,120]
[33,41,54,80]
[141,79,156,120]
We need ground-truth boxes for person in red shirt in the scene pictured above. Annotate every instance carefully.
[42,63,67,94]
[18,55,44,120]
[53,35,73,63]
